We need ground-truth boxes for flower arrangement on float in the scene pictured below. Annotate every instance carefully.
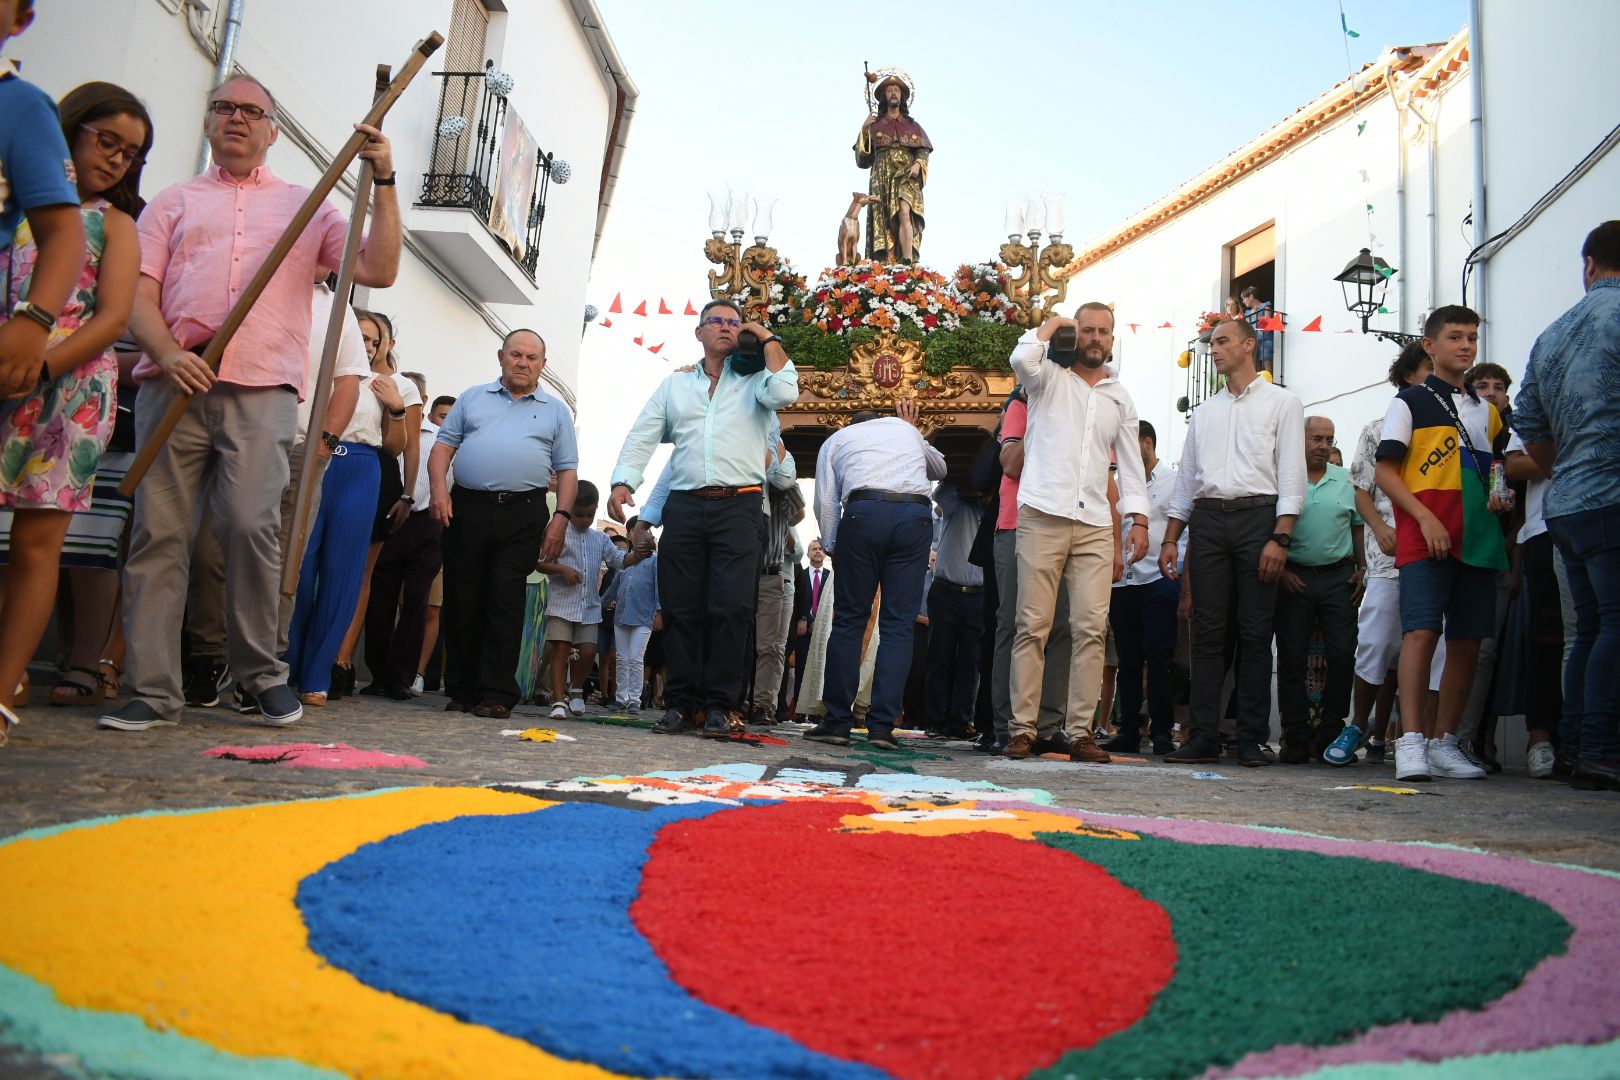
[802,261,968,335]
[952,261,1019,324]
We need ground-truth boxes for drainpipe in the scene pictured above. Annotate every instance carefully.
[194,0,247,175]
[1394,73,1442,326]
[1466,0,1487,327]
[1387,65,1410,335]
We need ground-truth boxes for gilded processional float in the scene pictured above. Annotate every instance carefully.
[701,66,1080,478]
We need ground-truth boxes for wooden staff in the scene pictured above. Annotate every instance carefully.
[119,30,444,497]
[280,64,390,599]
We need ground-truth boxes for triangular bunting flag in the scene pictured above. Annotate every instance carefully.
[1157,321,1173,329]
[1301,316,1324,333]
[1340,328,1357,334]
[649,342,664,354]
[1256,315,1284,332]
[601,318,613,328]
[1341,12,1360,38]
[683,300,698,316]
[633,334,644,346]
[658,298,673,315]
[633,300,648,316]
[1127,323,1140,334]
[608,292,623,314]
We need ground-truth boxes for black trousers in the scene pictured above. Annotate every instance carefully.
[903,619,930,727]
[1521,532,1564,739]
[974,578,998,737]
[1109,575,1180,742]
[924,581,986,733]
[365,508,444,691]
[658,491,763,715]
[1188,503,1279,744]
[1274,560,1357,736]
[440,492,548,708]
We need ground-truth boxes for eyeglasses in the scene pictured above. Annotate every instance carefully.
[702,316,742,329]
[80,125,145,168]
[208,100,270,122]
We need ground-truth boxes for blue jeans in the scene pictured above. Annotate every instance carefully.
[823,500,932,734]
[1547,504,1620,761]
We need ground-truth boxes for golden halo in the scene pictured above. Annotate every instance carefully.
[869,67,917,108]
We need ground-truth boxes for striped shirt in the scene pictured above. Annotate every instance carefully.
[546,525,626,624]
[1377,374,1507,571]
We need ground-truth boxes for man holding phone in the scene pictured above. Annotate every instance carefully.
[608,300,798,738]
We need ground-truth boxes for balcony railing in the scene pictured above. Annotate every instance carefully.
[1179,310,1287,419]
[417,63,556,282]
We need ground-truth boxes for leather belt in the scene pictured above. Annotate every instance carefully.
[848,488,931,506]
[452,485,547,505]
[1287,557,1355,572]
[1193,495,1276,512]
[933,577,984,594]
[678,485,762,500]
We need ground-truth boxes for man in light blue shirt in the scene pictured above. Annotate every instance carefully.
[607,299,798,738]
[1514,221,1620,786]
[427,329,578,717]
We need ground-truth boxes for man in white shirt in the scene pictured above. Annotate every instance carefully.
[1159,317,1306,767]
[1005,304,1150,763]
[1104,420,1183,755]
[809,399,946,750]
[365,391,454,698]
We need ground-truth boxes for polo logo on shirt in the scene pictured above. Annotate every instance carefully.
[1418,435,1458,476]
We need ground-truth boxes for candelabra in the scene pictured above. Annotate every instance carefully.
[999,192,1074,328]
[702,190,778,323]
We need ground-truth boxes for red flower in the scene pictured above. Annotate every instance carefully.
[816,289,829,303]
[828,315,845,332]
[892,272,909,285]
[923,314,939,329]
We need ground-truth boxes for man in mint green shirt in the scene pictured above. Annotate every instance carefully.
[1274,415,1365,763]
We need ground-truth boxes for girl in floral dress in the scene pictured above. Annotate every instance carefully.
[0,82,149,743]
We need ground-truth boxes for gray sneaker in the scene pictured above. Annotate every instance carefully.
[98,699,179,732]
[256,684,303,727]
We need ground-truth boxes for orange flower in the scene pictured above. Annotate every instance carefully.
[842,295,861,316]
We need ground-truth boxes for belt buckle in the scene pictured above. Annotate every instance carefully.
[495,491,513,505]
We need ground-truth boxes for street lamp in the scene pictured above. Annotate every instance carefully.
[702,189,779,322]
[1334,247,1417,344]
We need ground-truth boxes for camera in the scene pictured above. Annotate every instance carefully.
[1047,325,1079,368]
[730,328,767,375]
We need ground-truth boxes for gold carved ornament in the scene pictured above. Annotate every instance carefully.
[786,331,996,436]
[998,238,1076,328]
[704,235,780,323]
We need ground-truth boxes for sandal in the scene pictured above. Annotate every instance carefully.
[0,702,18,747]
[50,666,104,707]
[98,659,124,698]
[13,677,29,708]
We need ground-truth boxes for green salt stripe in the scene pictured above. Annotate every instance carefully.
[1029,832,1571,1080]
[1295,1037,1620,1078]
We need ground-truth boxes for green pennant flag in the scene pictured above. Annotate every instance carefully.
[1357,121,1367,136]
[1378,266,1395,278]
[1342,12,1361,38]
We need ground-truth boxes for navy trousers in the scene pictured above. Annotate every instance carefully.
[823,499,932,735]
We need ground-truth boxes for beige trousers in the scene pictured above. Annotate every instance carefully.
[1011,505,1114,741]
[123,382,296,715]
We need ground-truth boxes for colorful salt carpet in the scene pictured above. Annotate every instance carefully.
[2,761,1618,1078]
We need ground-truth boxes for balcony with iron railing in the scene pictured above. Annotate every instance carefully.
[1178,310,1287,419]
[410,62,567,304]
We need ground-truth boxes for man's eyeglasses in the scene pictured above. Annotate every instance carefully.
[208,100,270,122]
[702,316,742,329]
[80,125,146,168]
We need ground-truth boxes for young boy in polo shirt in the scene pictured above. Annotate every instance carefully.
[1374,305,1512,781]
[0,0,87,402]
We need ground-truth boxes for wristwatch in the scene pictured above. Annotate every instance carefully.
[320,431,340,454]
[372,174,397,186]
[1269,532,1293,548]
[11,300,56,331]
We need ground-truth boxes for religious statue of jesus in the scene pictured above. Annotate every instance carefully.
[855,71,931,264]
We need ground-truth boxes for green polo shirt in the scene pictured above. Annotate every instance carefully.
[1290,463,1363,566]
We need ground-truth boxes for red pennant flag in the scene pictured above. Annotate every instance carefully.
[1256,315,1284,332]
[1127,323,1141,334]
[601,318,613,328]
[633,300,648,316]
[608,292,623,314]
[684,300,698,316]
[1157,321,1173,329]
[1301,316,1323,332]
[658,298,673,315]
[633,334,644,346]
[649,342,664,354]
[1340,328,1357,334]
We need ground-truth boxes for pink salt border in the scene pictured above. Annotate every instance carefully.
[1010,803,1620,1076]
[201,744,428,770]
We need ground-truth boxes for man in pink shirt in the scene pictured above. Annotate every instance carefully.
[987,388,1072,754]
[101,75,400,731]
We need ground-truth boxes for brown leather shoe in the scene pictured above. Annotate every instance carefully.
[473,702,513,719]
[1069,733,1111,763]
[1004,733,1036,759]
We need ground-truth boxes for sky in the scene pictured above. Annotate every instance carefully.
[574,0,1467,526]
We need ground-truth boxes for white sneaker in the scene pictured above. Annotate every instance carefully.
[550,702,568,720]
[568,693,586,716]
[1394,733,1431,782]
[410,674,424,696]
[1526,740,1556,780]
[1427,736,1487,779]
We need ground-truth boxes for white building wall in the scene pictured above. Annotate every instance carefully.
[1064,64,1476,461]
[14,0,616,409]
[1475,0,1620,378]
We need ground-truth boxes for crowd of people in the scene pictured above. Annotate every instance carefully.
[1,2,1615,792]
